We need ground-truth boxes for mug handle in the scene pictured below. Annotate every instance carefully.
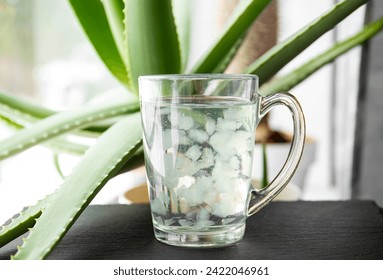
[248,92,306,216]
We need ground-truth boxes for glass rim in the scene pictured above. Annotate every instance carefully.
[138,73,258,81]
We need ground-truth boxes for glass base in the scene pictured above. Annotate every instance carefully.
[153,224,246,248]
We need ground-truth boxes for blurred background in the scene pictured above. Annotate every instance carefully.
[0,0,382,224]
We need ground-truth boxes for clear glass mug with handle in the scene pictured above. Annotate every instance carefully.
[139,74,305,247]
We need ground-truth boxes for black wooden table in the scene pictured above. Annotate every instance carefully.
[1,201,383,260]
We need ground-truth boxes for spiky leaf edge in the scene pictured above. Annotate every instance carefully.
[12,114,142,259]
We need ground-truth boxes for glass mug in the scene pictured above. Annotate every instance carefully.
[139,74,305,247]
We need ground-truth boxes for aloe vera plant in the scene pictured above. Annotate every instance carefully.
[0,0,382,259]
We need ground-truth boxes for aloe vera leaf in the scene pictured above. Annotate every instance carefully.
[0,195,51,248]
[261,143,268,189]
[0,99,139,160]
[82,90,139,133]
[0,143,142,252]
[100,0,127,64]
[190,0,271,73]
[45,138,89,156]
[0,91,54,118]
[1,122,88,156]
[124,0,181,93]
[213,36,244,73]
[0,102,40,127]
[53,153,65,179]
[0,91,119,134]
[0,107,90,155]
[172,0,192,71]
[12,114,142,259]
[116,144,144,175]
[0,115,23,130]
[245,0,368,83]
[84,116,123,133]
[69,0,130,87]
[260,17,383,96]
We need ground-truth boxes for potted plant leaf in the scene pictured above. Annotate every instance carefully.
[0,0,382,259]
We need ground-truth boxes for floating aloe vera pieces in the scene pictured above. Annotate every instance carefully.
[0,99,139,161]
[143,97,255,229]
[12,114,142,259]
[0,194,51,248]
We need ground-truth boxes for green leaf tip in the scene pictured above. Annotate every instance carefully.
[0,193,54,249]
